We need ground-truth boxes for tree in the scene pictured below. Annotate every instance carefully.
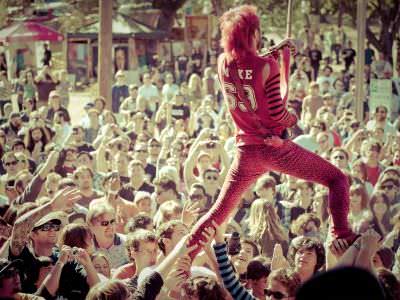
[341,0,400,63]
[152,0,187,30]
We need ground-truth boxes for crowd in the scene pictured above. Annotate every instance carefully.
[0,16,399,300]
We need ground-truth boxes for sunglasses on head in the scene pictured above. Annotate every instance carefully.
[98,219,116,227]
[4,160,17,167]
[37,223,61,232]
[264,289,288,299]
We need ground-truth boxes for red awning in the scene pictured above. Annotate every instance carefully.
[0,21,64,43]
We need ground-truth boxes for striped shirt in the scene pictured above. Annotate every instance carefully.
[213,242,255,300]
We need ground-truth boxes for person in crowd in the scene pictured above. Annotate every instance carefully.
[86,204,129,269]
[111,71,129,114]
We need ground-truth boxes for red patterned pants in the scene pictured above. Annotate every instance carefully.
[189,140,352,259]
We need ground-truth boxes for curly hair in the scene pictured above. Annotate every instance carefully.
[183,276,228,300]
[290,213,321,237]
[268,268,301,297]
[219,5,260,62]
[288,236,325,273]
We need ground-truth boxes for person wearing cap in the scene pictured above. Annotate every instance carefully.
[8,188,81,293]
[46,90,70,123]
[0,258,45,299]
[111,70,129,114]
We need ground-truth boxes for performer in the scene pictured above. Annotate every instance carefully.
[188,5,356,258]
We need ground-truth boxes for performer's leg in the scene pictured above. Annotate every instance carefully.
[261,140,352,239]
[188,145,268,259]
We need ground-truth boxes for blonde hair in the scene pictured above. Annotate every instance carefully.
[153,200,182,228]
[87,204,115,225]
[247,199,288,244]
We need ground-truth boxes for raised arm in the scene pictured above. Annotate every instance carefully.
[10,188,81,256]
[15,150,59,205]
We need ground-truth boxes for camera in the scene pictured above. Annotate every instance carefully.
[227,231,241,255]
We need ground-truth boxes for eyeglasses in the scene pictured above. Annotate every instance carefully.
[264,289,289,299]
[206,175,218,181]
[135,149,147,153]
[190,194,204,200]
[333,155,346,160]
[4,160,17,167]
[38,223,61,232]
[98,219,116,227]
[149,144,161,148]
[381,185,394,191]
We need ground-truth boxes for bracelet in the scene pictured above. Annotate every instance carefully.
[352,242,361,250]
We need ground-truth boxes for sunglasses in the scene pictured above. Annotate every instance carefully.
[333,155,346,160]
[4,160,17,167]
[206,175,218,181]
[149,144,161,148]
[264,289,288,299]
[135,149,147,153]
[38,223,61,232]
[381,185,394,191]
[98,219,116,227]
[190,194,203,200]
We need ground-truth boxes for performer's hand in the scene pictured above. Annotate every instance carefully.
[274,38,298,56]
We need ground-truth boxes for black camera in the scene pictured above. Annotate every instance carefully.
[227,231,241,255]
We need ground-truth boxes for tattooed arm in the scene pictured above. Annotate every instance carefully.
[10,202,53,256]
[10,188,81,257]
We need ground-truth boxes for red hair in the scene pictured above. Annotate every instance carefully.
[220,5,260,62]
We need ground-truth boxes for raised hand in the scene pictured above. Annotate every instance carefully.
[199,226,216,248]
[329,238,349,258]
[271,244,290,271]
[172,234,199,258]
[212,220,228,244]
[50,187,81,211]
[58,245,73,265]
[73,247,92,267]
[182,201,201,227]
[360,229,381,253]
